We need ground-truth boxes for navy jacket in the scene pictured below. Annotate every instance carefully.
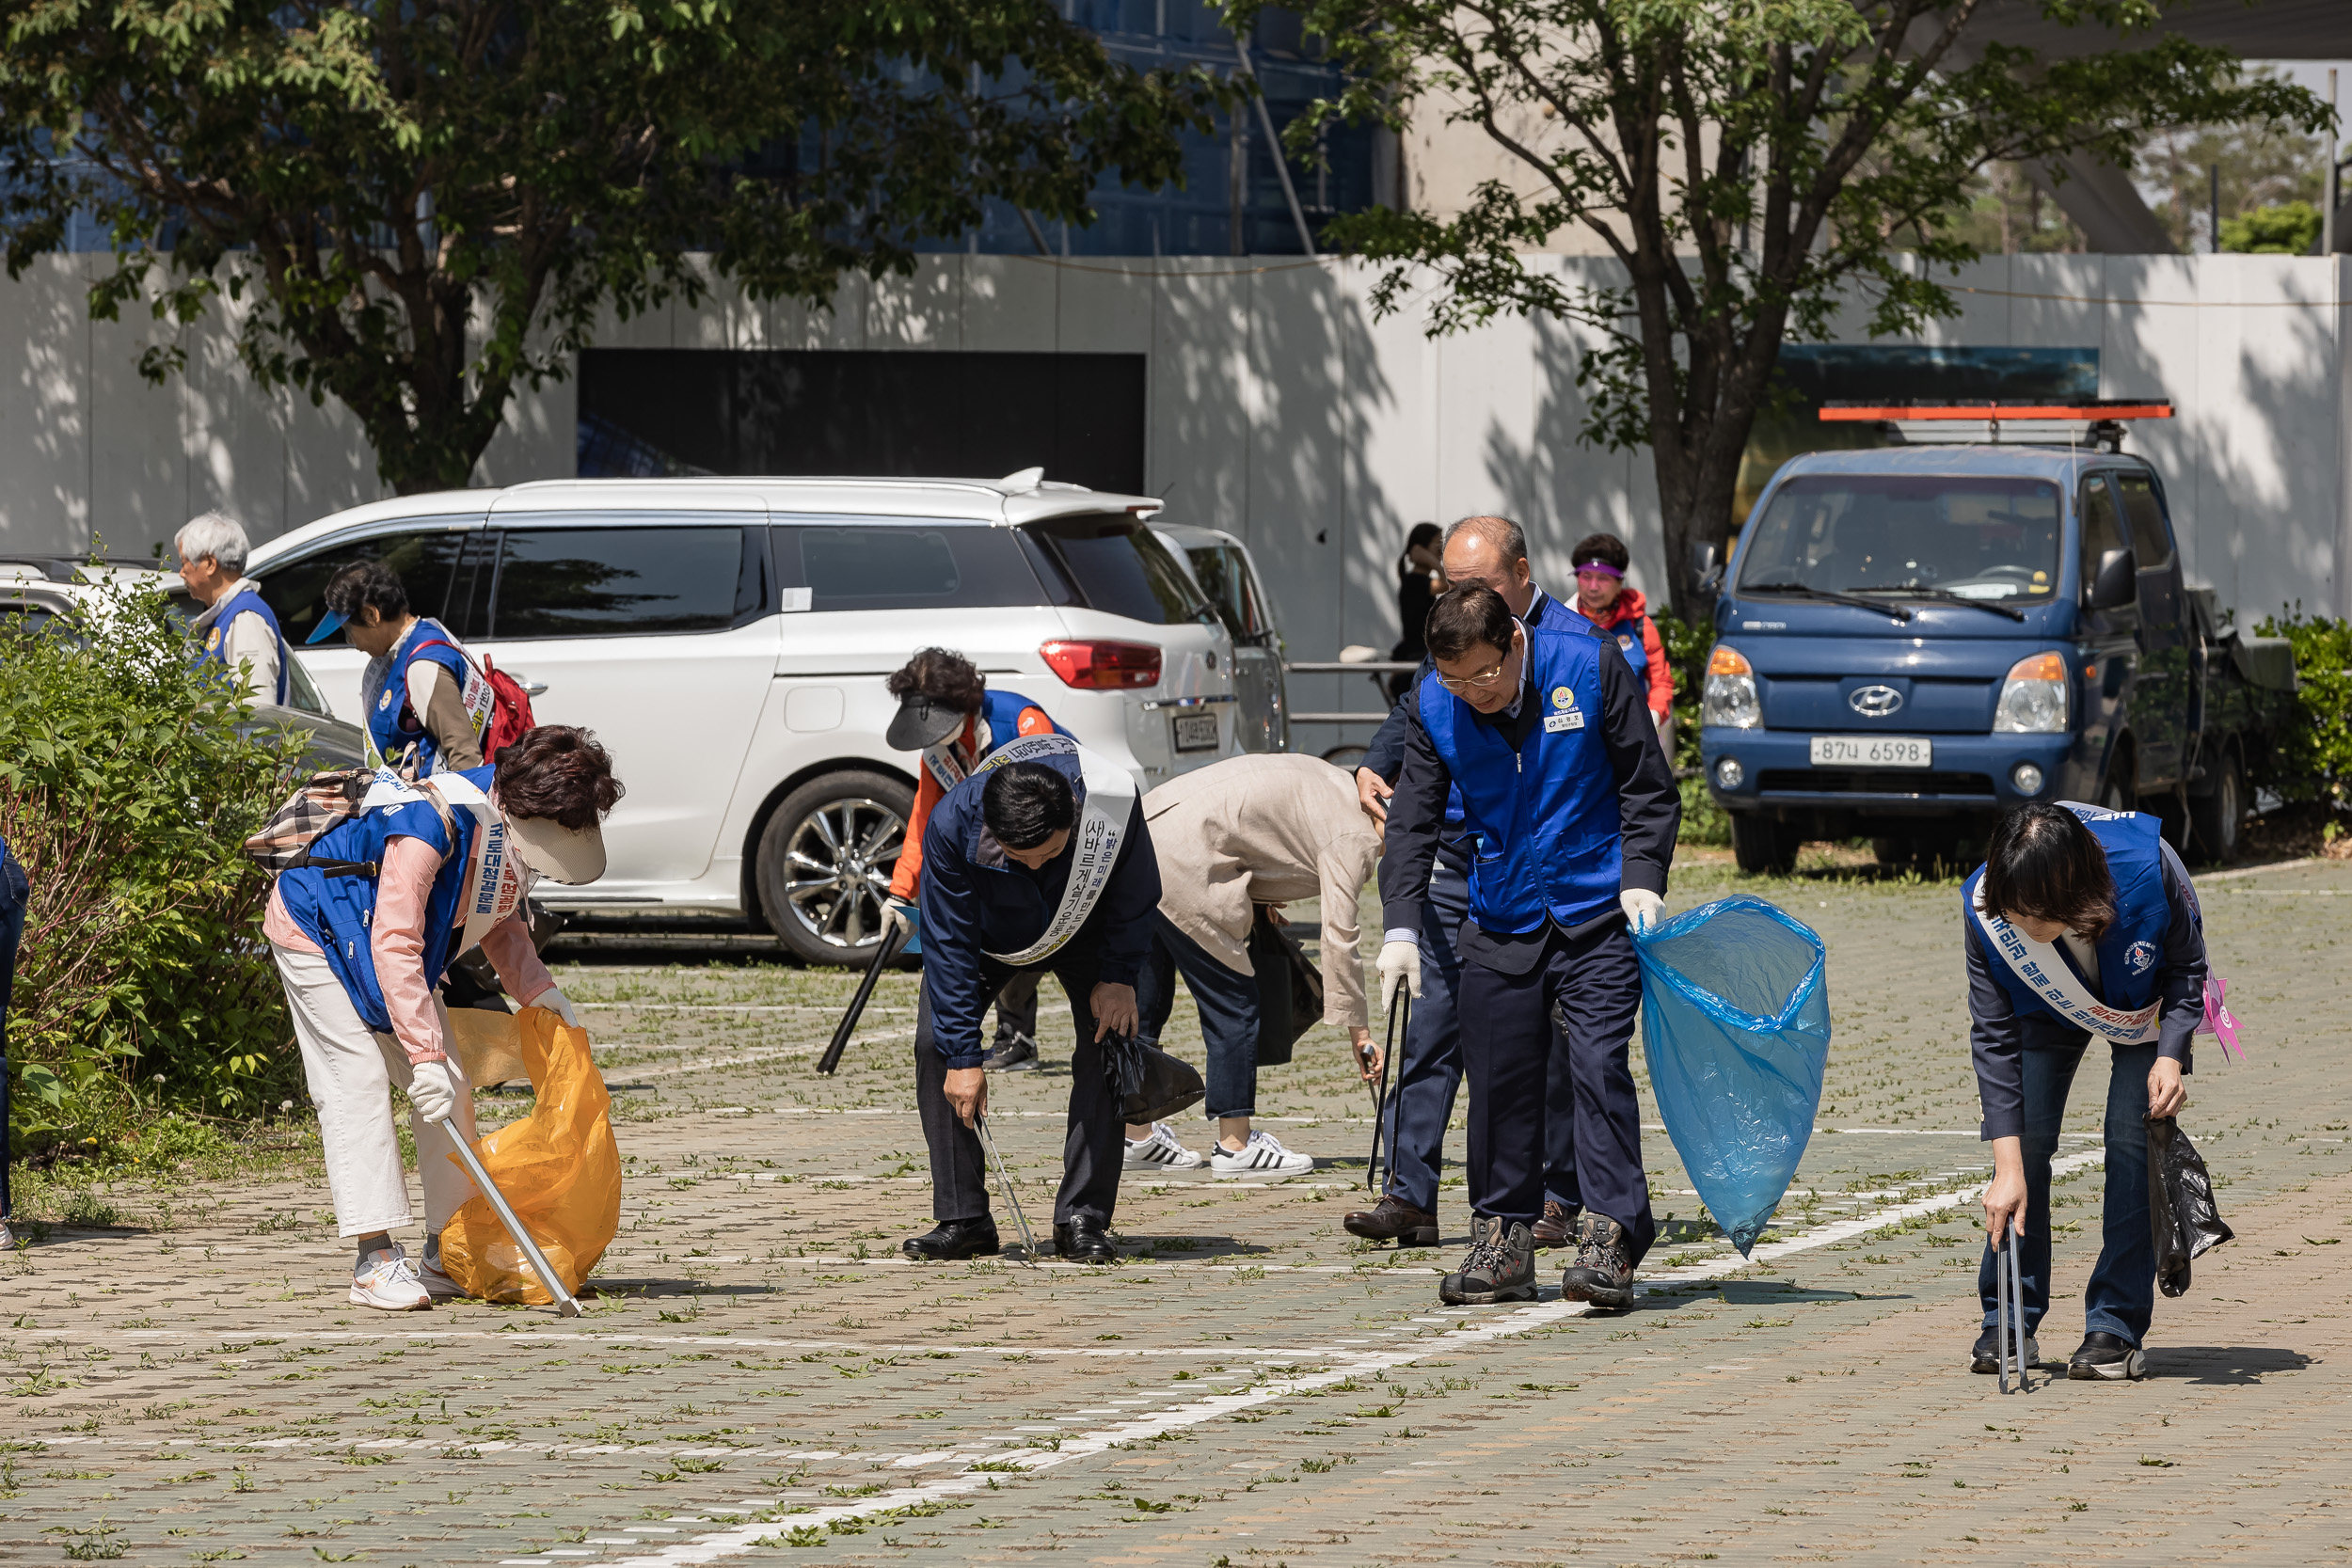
[917,752,1161,1069]
[1963,835,2207,1141]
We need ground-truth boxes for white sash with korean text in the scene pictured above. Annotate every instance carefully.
[919,716,993,795]
[1969,879,2160,1045]
[969,733,1133,967]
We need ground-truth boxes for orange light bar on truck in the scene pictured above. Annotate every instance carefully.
[1819,402,2172,422]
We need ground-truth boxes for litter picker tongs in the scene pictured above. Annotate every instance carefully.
[1365,990,1408,1194]
[976,1114,1041,1268]
[1993,1221,2028,1393]
[431,1117,584,1318]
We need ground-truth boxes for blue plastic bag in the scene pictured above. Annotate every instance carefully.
[1631,896,1831,1255]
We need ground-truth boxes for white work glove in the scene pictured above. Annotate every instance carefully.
[406,1057,460,1125]
[532,986,582,1029]
[1378,939,1423,1011]
[881,895,916,942]
[1620,888,1666,934]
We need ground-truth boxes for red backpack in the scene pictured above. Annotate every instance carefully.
[411,640,538,762]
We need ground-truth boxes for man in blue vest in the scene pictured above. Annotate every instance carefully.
[1346,515,1582,1253]
[1965,801,2208,1381]
[176,512,288,705]
[904,750,1161,1265]
[1377,582,1679,1307]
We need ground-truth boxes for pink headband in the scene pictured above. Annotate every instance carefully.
[1574,561,1625,579]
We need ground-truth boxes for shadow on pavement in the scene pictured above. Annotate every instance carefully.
[2152,1345,2313,1384]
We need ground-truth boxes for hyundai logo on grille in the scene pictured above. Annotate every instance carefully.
[1849,684,1904,717]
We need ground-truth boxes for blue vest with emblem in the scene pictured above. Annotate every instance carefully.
[1600,609,1648,678]
[368,618,475,776]
[278,768,491,1032]
[1419,620,1622,933]
[195,586,290,705]
[978,689,1070,751]
[1963,804,2170,1024]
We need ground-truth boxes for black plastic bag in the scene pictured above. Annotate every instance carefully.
[2147,1116,2233,1298]
[1104,1034,1207,1124]
[1248,908,1324,1069]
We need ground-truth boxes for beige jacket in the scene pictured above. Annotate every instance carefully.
[1140,753,1379,1030]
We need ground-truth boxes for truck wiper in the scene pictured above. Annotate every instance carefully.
[1739,580,1913,621]
[1847,582,2026,622]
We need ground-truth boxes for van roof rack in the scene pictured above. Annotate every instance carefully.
[1819,398,2171,452]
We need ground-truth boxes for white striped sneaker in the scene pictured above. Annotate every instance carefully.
[349,1244,432,1311]
[1123,1122,1205,1170]
[1209,1131,1312,1178]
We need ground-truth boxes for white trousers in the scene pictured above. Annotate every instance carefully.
[273,943,481,1239]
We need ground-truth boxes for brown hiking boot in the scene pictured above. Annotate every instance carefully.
[1560,1211,1635,1310]
[1343,1196,1440,1248]
[1438,1215,1537,1306]
[1531,1198,1581,1248]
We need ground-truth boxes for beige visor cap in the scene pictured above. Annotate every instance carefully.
[505,813,607,885]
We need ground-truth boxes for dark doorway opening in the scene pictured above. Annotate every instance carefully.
[577,349,1149,495]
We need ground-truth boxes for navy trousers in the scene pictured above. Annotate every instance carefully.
[1133,913,1263,1120]
[1978,1035,2159,1346]
[1455,916,1651,1260]
[1382,861,1580,1217]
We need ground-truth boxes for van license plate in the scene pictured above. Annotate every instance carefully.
[1810,736,1931,768]
[1172,712,1221,752]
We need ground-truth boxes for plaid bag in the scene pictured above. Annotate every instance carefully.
[241,768,465,880]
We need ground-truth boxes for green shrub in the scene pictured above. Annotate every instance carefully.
[1,576,305,1164]
[2252,609,2352,805]
[1655,609,1730,846]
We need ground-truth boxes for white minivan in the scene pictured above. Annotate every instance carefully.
[246,473,1241,963]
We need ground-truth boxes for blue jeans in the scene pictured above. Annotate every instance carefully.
[1133,913,1263,1121]
[1978,1035,2158,1346]
[1382,861,1578,1215]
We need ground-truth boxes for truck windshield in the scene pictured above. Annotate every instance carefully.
[1739,475,2062,603]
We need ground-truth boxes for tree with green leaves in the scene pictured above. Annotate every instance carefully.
[0,0,1215,494]
[1253,0,2326,606]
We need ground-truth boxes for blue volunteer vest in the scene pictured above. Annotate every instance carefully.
[979,689,1069,749]
[278,767,493,1032]
[1420,621,1622,933]
[1963,804,2170,1024]
[195,586,290,705]
[367,618,475,776]
[1601,609,1649,678]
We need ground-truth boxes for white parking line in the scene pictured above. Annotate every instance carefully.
[566,1150,2107,1567]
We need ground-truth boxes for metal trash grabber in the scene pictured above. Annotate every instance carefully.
[431,1117,583,1318]
[818,925,909,1076]
[1365,990,1408,1194]
[1994,1220,2027,1393]
[976,1113,1041,1268]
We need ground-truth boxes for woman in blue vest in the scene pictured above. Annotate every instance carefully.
[1375,583,1681,1308]
[176,512,289,705]
[264,726,620,1309]
[1964,801,2206,1381]
[308,560,488,778]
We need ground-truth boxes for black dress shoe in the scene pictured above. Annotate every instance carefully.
[901,1217,1000,1261]
[1343,1195,1439,1248]
[1053,1215,1117,1263]
[2067,1331,2147,1381]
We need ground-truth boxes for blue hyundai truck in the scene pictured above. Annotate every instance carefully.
[1698,426,2298,874]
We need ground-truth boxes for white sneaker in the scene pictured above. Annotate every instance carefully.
[1210,1131,1312,1178]
[1124,1122,1205,1170]
[350,1244,432,1311]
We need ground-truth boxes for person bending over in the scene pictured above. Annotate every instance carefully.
[1964,800,2208,1382]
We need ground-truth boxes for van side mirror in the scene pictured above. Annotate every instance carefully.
[1690,541,1724,596]
[2089,546,2138,610]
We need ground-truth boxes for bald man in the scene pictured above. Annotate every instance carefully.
[1343,515,1584,1254]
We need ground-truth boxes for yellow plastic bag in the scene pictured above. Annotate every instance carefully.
[444,1007,529,1090]
[436,1006,621,1305]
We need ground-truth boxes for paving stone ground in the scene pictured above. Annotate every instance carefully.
[7,851,2350,1566]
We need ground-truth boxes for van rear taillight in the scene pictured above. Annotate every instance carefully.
[1041,640,1162,689]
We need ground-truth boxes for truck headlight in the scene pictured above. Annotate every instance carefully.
[1714,756,1746,790]
[1702,645,1760,729]
[1992,652,2069,734]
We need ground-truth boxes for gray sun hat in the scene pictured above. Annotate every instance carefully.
[886,692,967,752]
[505,813,607,885]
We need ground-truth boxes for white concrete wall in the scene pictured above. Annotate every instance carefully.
[3,251,2344,745]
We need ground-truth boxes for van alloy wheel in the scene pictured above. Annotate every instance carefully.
[755,769,915,965]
